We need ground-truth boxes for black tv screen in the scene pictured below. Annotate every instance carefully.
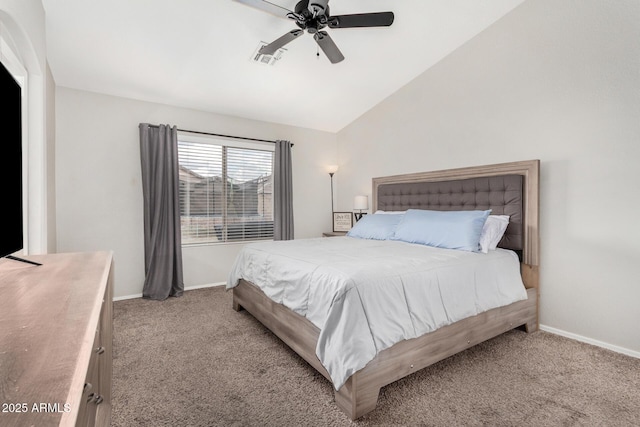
[0,60,23,258]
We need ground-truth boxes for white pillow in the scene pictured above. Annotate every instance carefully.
[479,215,510,253]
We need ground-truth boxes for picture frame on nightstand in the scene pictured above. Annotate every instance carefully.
[332,212,353,232]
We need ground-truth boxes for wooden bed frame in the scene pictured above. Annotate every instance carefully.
[232,159,540,420]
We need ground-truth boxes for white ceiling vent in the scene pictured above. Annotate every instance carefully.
[251,42,286,66]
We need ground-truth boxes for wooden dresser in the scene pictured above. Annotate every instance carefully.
[0,251,113,427]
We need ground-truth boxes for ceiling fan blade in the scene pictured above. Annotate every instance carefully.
[233,0,295,19]
[313,31,345,64]
[328,12,394,28]
[259,29,304,55]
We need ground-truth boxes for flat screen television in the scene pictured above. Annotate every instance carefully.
[0,60,39,266]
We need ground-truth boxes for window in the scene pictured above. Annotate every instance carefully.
[177,133,275,244]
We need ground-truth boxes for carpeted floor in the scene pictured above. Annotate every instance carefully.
[111,287,640,426]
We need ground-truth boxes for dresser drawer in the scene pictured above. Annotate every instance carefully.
[77,328,101,427]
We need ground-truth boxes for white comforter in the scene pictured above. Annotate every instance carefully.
[227,237,527,390]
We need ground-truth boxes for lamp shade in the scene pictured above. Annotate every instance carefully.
[327,165,339,174]
[354,195,369,210]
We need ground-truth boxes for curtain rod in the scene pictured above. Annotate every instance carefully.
[146,124,293,146]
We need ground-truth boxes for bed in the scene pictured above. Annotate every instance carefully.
[227,159,540,420]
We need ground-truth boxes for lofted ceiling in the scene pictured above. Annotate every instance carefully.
[42,0,524,133]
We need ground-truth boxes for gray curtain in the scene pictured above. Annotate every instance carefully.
[139,123,184,300]
[273,140,294,240]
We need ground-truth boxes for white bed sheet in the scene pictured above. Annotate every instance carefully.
[227,237,527,390]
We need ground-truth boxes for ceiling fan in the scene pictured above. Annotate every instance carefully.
[235,0,394,64]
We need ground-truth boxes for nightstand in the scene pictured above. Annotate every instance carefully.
[322,231,348,237]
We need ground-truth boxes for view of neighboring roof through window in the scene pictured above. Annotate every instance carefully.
[177,133,275,244]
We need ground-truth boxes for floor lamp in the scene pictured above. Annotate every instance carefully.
[327,165,338,213]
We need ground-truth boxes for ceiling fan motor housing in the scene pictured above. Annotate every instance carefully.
[295,0,329,33]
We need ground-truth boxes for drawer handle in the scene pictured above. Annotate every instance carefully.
[83,383,92,394]
[94,395,104,405]
[96,346,105,355]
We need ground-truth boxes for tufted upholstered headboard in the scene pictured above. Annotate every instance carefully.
[372,160,540,274]
[376,175,523,251]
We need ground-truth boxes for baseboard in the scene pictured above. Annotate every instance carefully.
[113,282,226,301]
[113,293,142,301]
[540,324,640,359]
[185,282,226,291]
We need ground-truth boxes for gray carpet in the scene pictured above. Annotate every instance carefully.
[112,287,640,426]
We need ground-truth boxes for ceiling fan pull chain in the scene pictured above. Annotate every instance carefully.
[317,44,320,59]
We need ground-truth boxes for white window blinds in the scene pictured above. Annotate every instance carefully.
[177,134,274,244]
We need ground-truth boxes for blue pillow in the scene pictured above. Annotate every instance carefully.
[347,213,404,240]
[393,209,491,252]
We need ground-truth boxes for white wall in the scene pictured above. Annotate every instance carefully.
[46,63,56,252]
[55,88,337,298]
[337,0,640,354]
